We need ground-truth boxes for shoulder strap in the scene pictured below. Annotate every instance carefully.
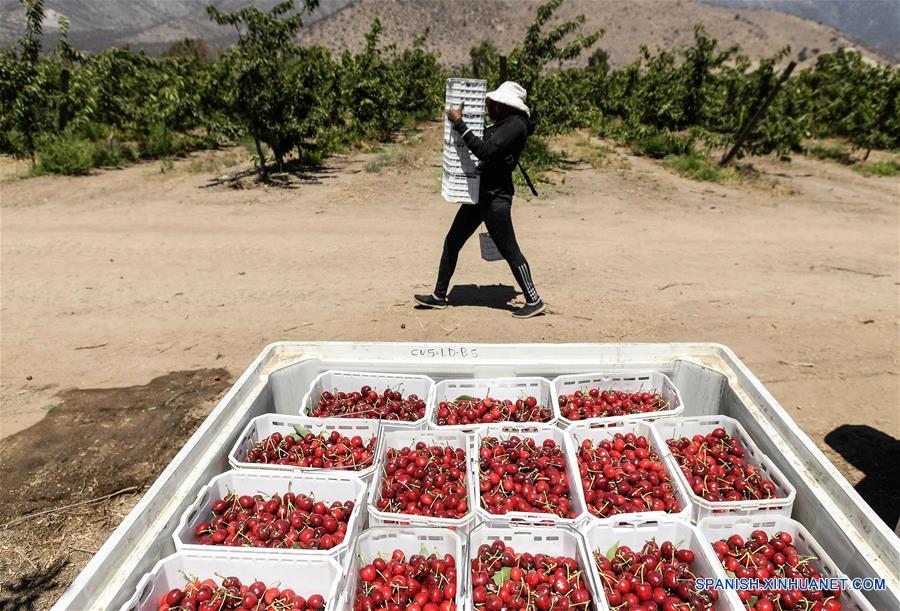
[517,161,538,197]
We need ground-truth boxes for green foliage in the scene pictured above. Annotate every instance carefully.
[208,0,325,175]
[797,49,899,153]
[665,152,729,182]
[470,42,500,80]
[855,159,900,176]
[519,136,564,174]
[628,127,695,159]
[337,19,404,142]
[0,0,897,183]
[33,133,138,175]
[299,147,324,166]
[592,27,804,159]
[35,134,93,175]
[515,136,565,187]
[806,144,853,164]
[394,30,446,121]
[163,38,211,63]
[91,140,138,167]
[139,122,182,158]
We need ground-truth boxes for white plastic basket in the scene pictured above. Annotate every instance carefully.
[340,526,465,611]
[472,423,586,526]
[119,551,342,611]
[173,470,367,561]
[367,429,478,534]
[651,415,796,522]
[698,514,875,611]
[446,78,487,96]
[430,377,557,430]
[444,78,485,207]
[228,414,382,481]
[300,370,434,429]
[443,170,480,188]
[552,370,685,428]
[478,232,503,262]
[444,116,485,138]
[581,518,731,611]
[566,420,692,525]
[467,523,602,611]
[443,183,480,205]
[443,149,480,175]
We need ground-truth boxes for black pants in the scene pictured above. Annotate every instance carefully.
[434,194,540,304]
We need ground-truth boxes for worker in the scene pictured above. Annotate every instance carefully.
[414,81,546,319]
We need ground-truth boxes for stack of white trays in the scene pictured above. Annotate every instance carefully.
[442,78,487,205]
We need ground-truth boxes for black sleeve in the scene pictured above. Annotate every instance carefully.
[452,117,526,164]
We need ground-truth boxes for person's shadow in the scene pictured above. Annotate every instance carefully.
[448,284,519,311]
[824,424,900,529]
[413,284,519,311]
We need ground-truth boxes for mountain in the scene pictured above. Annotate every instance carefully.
[0,0,353,55]
[295,0,888,68]
[700,0,899,61]
[0,0,891,66]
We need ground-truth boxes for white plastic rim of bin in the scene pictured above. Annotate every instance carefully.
[650,415,797,522]
[228,414,383,481]
[340,526,465,610]
[119,550,342,611]
[468,523,603,611]
[366,429,478,533]
[551,370,685,428]
[478,232,504,262]
[430,376,557,431]
[299,369,435,429]
[565,420,693,525]
[472,423,586,526]
[697,514,876,611]
[580,517,733,611]
[173,469,367,561]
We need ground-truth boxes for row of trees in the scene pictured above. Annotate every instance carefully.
[0,0,445,176]
[1,0,897,177]
[464,7,897,161]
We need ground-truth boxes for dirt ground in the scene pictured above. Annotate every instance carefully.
[1,122,898,607]
[0,369,230,610]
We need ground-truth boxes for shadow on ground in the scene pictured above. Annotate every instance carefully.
[825,424,900,529]
[446,284,519,311]
[0,369,231,610]
[201,158,338,190]
[0,558,67,611]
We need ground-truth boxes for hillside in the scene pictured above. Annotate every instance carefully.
[296,0,885,68]
[0,0,889,65]
[0,0,353,55]
[702,0,900,60]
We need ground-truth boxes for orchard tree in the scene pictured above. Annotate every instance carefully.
[2,0,49,162]
[208,0,321,176]
[470,0,603,132]
[337,18,404,142]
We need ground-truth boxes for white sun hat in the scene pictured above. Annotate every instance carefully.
[486,81,530,116]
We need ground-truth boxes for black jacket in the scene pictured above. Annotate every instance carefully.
[453,113,534,199]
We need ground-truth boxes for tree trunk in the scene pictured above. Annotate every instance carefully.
[864,147,872,161]
[58,68,71,131]
[274,146,285,172]
[254,137,267,178]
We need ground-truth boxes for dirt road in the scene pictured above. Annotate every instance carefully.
[1,121,898,607]
[2,123,897,453]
